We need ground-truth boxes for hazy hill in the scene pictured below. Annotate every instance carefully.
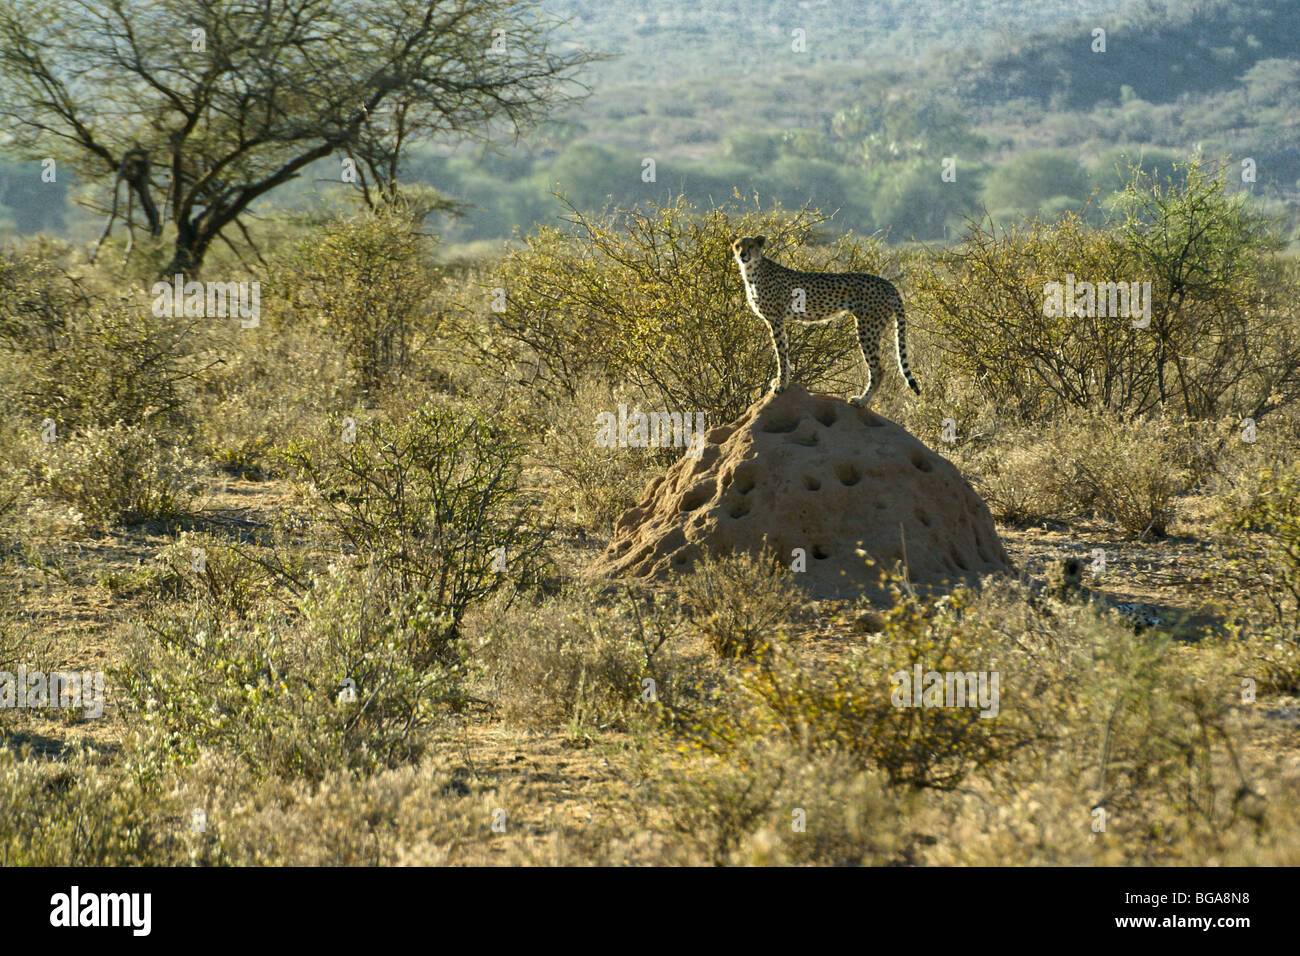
[546,0,1137,85]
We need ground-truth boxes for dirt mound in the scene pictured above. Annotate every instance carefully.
[590,384,1012,601]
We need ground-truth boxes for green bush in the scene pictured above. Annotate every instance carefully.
[34,421,200,529]
[0,745,193,866]
[283,401,550,656]
[469,581,696,733]
[530,376,671,533]
[123,560,455,783]
[187,295,351,479]
[1232,463,1300,633]
[868,159,983,240]
[679,550,798,659]
[1111,158,1298,420]
[968,410,1194,537]
[912,159,1300,423]
[154,532,284,621]
[0,243,196,430]
[1088,147,1183,199]
[278,200,439,396]
[677,574,1243,833]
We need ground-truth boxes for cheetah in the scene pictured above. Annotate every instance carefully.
[731,235,920,407]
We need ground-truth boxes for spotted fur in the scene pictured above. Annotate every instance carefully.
[731,235,921,407]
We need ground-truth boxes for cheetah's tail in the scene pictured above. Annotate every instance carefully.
[894,300,921,396]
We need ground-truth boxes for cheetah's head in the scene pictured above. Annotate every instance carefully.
[731,235,766,267]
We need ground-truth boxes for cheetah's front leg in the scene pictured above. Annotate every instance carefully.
[766,316,791,394]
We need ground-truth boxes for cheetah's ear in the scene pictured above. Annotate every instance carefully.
[755,235,766,247]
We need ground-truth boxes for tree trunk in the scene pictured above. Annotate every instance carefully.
[163,219,214,278]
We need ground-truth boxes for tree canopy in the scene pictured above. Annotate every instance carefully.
[0,0,596,274]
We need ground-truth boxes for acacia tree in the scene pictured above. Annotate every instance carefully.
[0,0,593,275]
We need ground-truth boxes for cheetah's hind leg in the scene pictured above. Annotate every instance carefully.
[850,357,881,407]
[850,312,883,407]
[849,372,877,408]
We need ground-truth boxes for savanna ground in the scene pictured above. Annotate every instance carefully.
[2,160,1299,866]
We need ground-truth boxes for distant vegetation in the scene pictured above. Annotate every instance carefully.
[2,0,1296,249]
